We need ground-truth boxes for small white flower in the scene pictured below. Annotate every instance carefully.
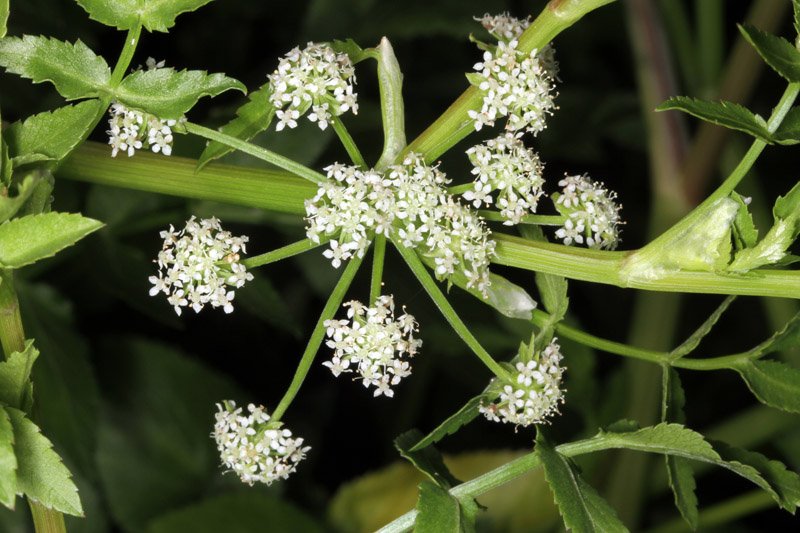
[107,102,178,158]
[268,42,358,131]
[213,401,310,486]
[465,133,545,224]
[479,339,566,427]
[552,174,623,250]
[149,217,254,315]
[475,12,531,41]
[469,39,558,134]
[323,295,421,397]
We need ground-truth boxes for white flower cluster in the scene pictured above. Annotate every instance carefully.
[305,153,496,295]
[468,39,558,134]
[106,102,177,158]
[323,295,421,397]
[213,401,310,486]
[464,133,545,225]
[480,339,565,427]
[268,42,358,131]
[475,12,531,41]
[553,174,623,250]
[149,217,254,315]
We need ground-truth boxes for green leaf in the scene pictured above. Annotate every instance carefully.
[670,296,735,360]
[0,36,110,99]
[656,97,771,141]
[0,409,16,510]
[0,0,7,39]
[661,369,698,529]
[746,312,800,358]
[144,492,325,533]
[6,407,82,516]
[330,38,370,64]
[734,359,800,413]
[197,83,274,169]
[0,339,38,410]
[773,180,800,221]
[395,430,460,489]
[410,395,486,452]
[6,100,103,165]
[0,212,103,268]
[536,431,628,533]
[730,192,759,250]
[739,24,800,82]
[773,107,800,145]
[116,68,245,118]
[536,271,569,322]
[0,174,39,223]
[75,0,214,32]
[414,481,476,533]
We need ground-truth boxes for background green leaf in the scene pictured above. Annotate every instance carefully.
[115,68,245,118]
[536,431,628,533]
[6,407,82,516]
[75,0,214,32]
[734,359,800,413]
[656,97,771,141]
[0,36,110,99]
[739,24,800,82]
[0,212,103,268]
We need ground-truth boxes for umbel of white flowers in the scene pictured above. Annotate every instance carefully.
[213,401,310,486]
[475,12,532,41]
[323,295,422,397]
[480,339,566,427]
[149,217,254,315]
[464,132,546,225]
[553,173,623,250]
[268,42,358,131]
[305,153,496,296]
[106,102,177,157]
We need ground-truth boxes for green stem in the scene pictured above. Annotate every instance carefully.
[184,122,326,184]
[394,242,509,380]
[29,501,67,533]
[330,115,367,168]
[479,211,566,226]
[646,490,773,533]
[374,37,407,170]
[242,238,323,269]
[370,235,386,303]
[109,25,143,87]
[270,255,363,421]
[447,183,472,195]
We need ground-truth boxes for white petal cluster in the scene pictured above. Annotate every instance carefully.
[464,133,545,225]
[480,339,565,427]
[268,42,358,131]
[475,12,531,41]
[323,295,421,397]
[553,174,623,250]
[305,153,496,295]
[107,102,177,157]
[468,39,558,134]
[213,401,310,486]
[149,217,254,315]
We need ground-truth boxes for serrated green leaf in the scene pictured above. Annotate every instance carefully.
[662,369,698,530]
[5,407,82,516]
[0,36,110,100]
[536,431,628,533]
[670,296,735,360]
[656,96,772,141]
[197,83,274,169]
[731,192,759,250]
[0,0,7,39]
[0,408,16,510]
[414,481,475,533]
[734,359,800,413]
[15,171,53,217]
[773,107,800,145]
[396,430,460,489]
[6,100,103,165]
[0,212,103,268]
[75,0,214,32]
[0,174,39,223]
[712,440,800,512]
[773,180,800,221]
[115,68,245,118]
[410,395,486,452]
[0,338,38,410]
[739,24,800,82]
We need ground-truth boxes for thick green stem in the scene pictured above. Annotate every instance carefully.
[29,501,67,533]
[242,238,322,269]
[330,115,367,168]
[394,242,509,380]
[184,122,326,184]
[270,256,363,421]
[370,235,386,303]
